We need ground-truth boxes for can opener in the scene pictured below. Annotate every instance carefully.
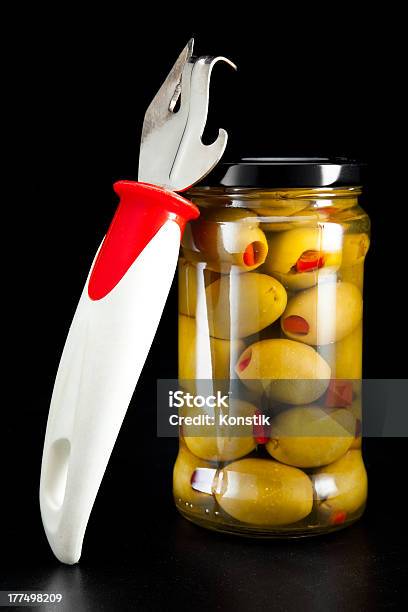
[40,39,236,564]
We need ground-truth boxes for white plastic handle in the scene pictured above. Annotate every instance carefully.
[40,219,181,564]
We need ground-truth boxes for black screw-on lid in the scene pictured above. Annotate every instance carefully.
[199,157,365,188]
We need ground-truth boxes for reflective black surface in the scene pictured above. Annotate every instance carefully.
[2,398,407,611]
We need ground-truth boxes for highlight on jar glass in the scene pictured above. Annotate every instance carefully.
[175,158,370,537]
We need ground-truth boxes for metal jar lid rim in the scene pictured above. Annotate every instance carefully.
[198,157,365,188]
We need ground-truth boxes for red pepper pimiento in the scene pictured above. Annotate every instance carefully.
[238,350,252,372]
[253,409,271,444]
[325,379,353,408]
[295,250,325,272]
[315,206,338,216]
[243,241,265,266]
[330,510,347,525]
[243,243,255,266]
[283,315,310,335]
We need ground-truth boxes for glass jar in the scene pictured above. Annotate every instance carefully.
[173,158,370,537]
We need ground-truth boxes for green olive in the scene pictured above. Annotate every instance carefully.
[236,339,331,404]
[179,315,245,386]
[182,399,257,462]
[281,281,363,346]
[338,261,364,292]
[184,208,268,273]
[335,233,369,294]
[215,458,313,525]
[251,202,311,231]
[313,450,367,518]
[268,267,339,291]
[263,226,343,290]
[205,273,287,339]
[266,406,355,468]
[252,200,310,217]
[173,445,214,507]
[342,233,370,266]
[318,324,362,380]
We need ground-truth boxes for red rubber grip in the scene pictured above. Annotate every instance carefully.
[88,181,199,301]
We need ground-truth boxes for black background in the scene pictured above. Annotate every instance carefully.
[3,10,408,611]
